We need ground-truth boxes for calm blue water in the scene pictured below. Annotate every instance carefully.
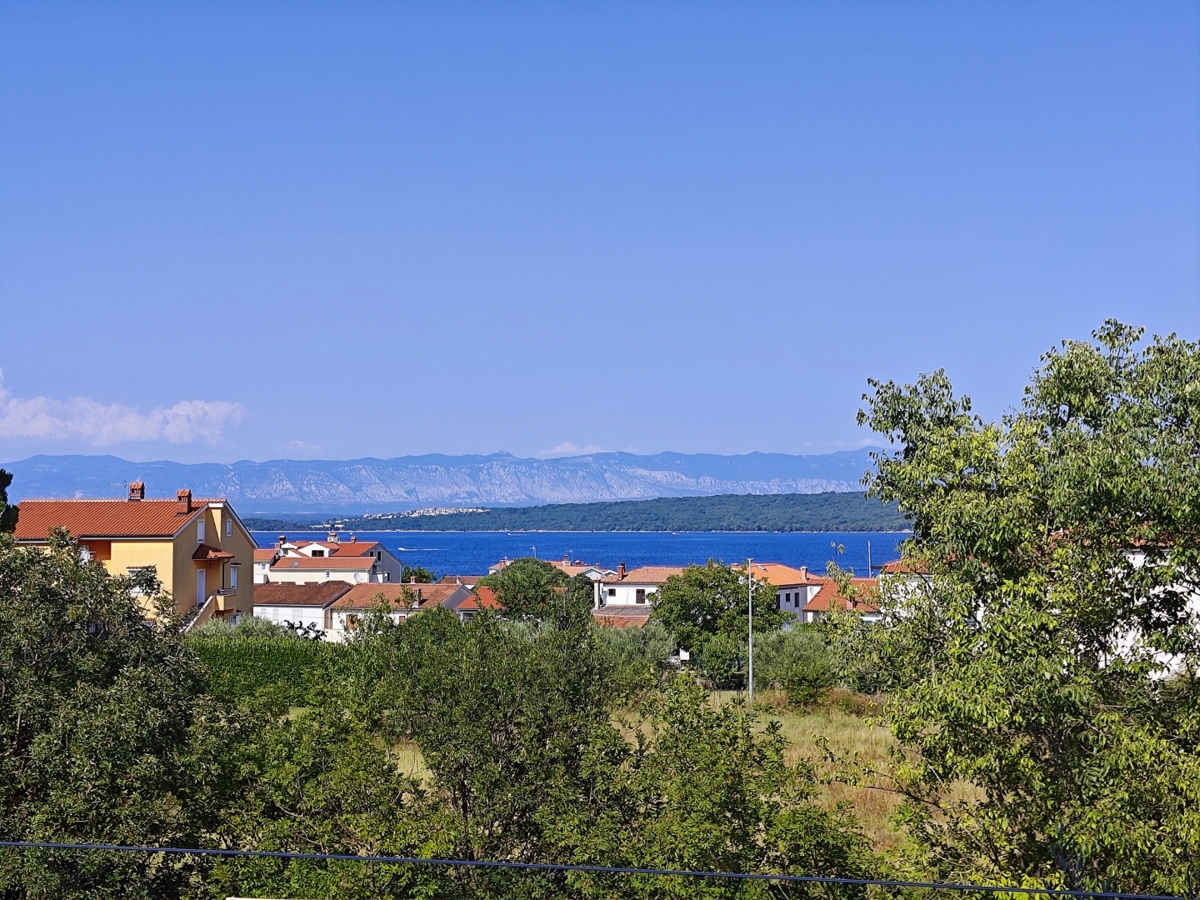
[253,531,906,579]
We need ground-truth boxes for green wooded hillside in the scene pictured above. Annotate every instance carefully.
[246,491,908,533]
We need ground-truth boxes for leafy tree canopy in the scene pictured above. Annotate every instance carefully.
[478,557,592,625]
[0,531,247,899]
[650,561,788,654]
[0,468,16,533]
[400,564,436,583]
[852,321,1200,894]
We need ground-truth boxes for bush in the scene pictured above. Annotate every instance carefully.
[753,626,835,705]
[591,620,677,699]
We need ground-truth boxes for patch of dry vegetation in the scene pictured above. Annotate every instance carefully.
[755,689,906,854]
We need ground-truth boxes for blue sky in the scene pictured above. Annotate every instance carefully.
[2,2,1197,463]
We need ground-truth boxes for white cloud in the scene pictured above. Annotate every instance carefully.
[0,370,244,447]
[536,441,608,459]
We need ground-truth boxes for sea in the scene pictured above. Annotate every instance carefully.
[252,531,907,578]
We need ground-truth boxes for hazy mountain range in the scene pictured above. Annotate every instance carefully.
[1,450,881,515]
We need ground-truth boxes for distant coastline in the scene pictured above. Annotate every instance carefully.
[244,491,909,534]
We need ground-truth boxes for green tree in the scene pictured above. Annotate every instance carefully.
[753,626,835,705]
[650,562,788,669]
[854,321,1200,894]
[591,619,677,700]
[479,557,591,624]
[400,564,436,583]
[360,610,614,898]
[0,468,17,533]
[0,530,247,899]
[556,678,876,899]
[212,698,444,900]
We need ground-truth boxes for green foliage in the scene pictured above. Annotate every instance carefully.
[396,614,610,862]
[249,491,908,533]
[188,616,351,706]
[0,468,17,533]
[212,700,443,899]
[0,531,247,899]
[400,564,436,583]
[0,538,878,899]
[753,627,836,705]
[591,619,678,700]
[651,563,789,685]
[557,678,876,899]
[850,321,1200,893]
[478,557,591,625]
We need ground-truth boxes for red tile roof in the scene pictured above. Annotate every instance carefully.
[333,582,469,611]
[802,578,881,614]
[253,548,278,562]
[193,544,235,561]
[272,556,375,571]
[294,540,381,557]
[592,607,651,628]
[254,582,353,607]
[471,585,503,609]
[743,562,823,586]
[880,560,928,575]
[14,498,210,540]
[441,574,486,585]
[599,565,686,585]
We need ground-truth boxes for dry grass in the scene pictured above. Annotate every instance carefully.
[392,740,431,782]
[755,689,908,854]
[707,689,907,853]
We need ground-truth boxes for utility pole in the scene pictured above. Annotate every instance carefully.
[747,557,754,704]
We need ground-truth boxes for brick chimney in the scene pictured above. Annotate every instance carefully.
[618,561,626,579]
[349,533,356,543]
[800,566,808,580]
[328,531,340,543]
[277,535,286,549]
[176,489,192,513]
[128,481,145,501]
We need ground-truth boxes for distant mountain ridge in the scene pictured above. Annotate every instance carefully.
[1,450,880,516]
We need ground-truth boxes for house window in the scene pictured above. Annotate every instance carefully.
[312,549,325,557]
[325,572,331,580]
[636,589,646,604]
[225,518,232,536]
[345,614,358,630]
[230,564,240,591]
[197,519,205,542]
[607,588,616,597]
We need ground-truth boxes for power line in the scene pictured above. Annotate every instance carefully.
[0,840,1186,900]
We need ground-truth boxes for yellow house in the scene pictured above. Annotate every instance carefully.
[13,482,255,623]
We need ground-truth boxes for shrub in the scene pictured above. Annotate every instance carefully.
[754,626,835,705]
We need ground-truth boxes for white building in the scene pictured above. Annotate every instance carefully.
[593,564,686,609]
[742,562,827,617]
[799,577,882,624]
[253,581,352,631]
[254,548,278,584]
[261,532,405,585]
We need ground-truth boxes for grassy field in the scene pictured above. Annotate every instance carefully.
[757,690,905,853]
[708,689,905,853]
